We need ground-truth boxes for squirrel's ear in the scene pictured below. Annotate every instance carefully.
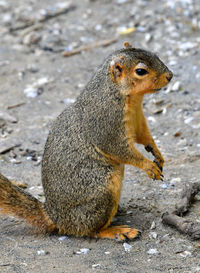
[110,56,125,79]
[124,42,134,49]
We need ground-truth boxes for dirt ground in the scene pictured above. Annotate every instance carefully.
[0,0,200,272]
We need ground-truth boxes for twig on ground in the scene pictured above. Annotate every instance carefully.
[0,143,20,154]
[162,182,200,239]
[19,23,43,38]
[62,38,118,57]
[7,102,25,110]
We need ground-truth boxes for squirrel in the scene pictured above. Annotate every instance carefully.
[0,42,173,241]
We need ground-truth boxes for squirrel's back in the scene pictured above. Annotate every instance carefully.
[42,63,126,232]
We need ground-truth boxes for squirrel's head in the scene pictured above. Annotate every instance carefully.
[109,42,173,96]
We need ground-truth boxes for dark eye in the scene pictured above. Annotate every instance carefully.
[135,68,148,76]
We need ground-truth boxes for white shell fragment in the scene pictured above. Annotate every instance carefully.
[170,177,181,184]
[178,42,198,51]
[58,236,68,241]
[80,248,90,254]
[23,77,52,98]
[76,248,90,254]
[37,250,47,256]
[123,242,132,252]
[147,248,159,255]
[149,232,158,239]
[150,221,156,230]
[147,116,156,123]
[171,81,181,91]
[63,98,76,104]
[184,117,194,124]
[92,264,101,268]
[23,87,40,98]
[161,182,169,189]
[179,251,192,258]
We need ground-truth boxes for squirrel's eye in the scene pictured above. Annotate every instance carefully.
[135,68,148,76]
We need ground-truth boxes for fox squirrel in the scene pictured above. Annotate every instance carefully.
[0,42,173,241]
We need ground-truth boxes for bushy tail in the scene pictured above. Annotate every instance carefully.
[0,172,57,233]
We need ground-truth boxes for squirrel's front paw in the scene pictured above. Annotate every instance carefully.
[145,161,163,181]
[145,145,164,172]
[154,157,164,172]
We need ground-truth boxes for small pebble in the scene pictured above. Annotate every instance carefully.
[77,83,84,89]
[179,251,192,258]
[58,236,68,241]
[177,139,187,146]
[27,64,39,73]
[152,108,163,115]
[171,81,181,91]
[80,248,90,254]
[92,264,101,268]
[147,248,159,255]
[63,98,76,104]
[9,158,22,164]
[123,242,132,252]
[23,87,40,98]
[147,116,156,123]
[161,182,169,189]
[150,221,156,230]
[117,0,128,4]
[145,33,152,42]
[149,232,158,239]
[174,131,181,137]
[37,250,47,256]
[23,77,51,98]
[178,42,197,51]
[95,24,102,31]
[2,13,12,24]
[23,32,41,46]
[169,60,177,66]
[192,124,200,129]
[152,99,164,105]
[170,177,181,184]
[184,117,194,124]
[76,248,90,254]
[36,77,50,86]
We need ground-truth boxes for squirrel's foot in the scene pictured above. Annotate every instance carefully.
[93,225,139,241]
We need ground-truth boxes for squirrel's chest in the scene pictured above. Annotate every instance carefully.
[123,96,143,142]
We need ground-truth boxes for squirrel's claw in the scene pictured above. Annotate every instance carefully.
[154,159,163,172]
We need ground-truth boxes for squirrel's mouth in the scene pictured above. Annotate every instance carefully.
[154,88,161,92]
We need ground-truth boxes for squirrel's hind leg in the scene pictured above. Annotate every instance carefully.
[90,164,139,241]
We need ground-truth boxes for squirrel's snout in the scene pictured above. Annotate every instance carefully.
[165,71,173,82]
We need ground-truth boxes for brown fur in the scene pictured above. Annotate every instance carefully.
[0,173,57,233]
[103,163,124,229]
[0,43,173,240]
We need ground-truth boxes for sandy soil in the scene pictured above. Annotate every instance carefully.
[0,0,200,272]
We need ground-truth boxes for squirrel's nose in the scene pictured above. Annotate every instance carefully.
[166,71,173,82]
